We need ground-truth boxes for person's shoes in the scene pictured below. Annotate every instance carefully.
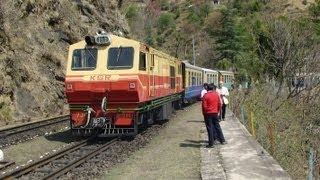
[206,144,214,148]
[213,140,219,145]
[221,141,228,145]
[222,118,225,121]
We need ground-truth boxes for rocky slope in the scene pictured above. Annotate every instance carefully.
[0,0,128,125]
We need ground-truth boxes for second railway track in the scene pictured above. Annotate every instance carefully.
[0,115,70,148]
[0,120,166,179]
[0,137,117,179]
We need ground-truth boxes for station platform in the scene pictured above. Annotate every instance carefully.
[200,110,292,180]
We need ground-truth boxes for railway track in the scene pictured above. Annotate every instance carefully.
[0,115,69,148]
[0,161,15,171]
[0,137,117,179]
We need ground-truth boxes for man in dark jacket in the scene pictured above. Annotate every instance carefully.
[202,84,226,148]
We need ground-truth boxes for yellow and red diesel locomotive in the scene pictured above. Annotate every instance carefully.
[65,31,183,137]
[65,31,234,137]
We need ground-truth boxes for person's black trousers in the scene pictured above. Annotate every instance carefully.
[207,113,226,143]
[204,114,215,146]
[221,103,226,120]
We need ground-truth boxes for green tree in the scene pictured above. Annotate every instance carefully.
[145,22,154,46]
[213,8,252,70]
[158,12,176,31]
[125,4,139,20]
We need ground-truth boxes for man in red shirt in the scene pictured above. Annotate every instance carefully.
[202,84,226,147]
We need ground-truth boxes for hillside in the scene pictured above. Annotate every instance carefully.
[0,0,129,125]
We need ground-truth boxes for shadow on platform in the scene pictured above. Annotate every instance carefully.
[180,139,205,148]
[187,120,204,123]
[185,139,208,144]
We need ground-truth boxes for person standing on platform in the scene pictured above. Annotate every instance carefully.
[202,84,226,147]
[201,83,209,99]
[217,81,229,121]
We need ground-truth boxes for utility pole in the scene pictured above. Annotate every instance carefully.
[192,35,195,65]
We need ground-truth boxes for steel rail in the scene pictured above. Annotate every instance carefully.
[43,139,117,180]
[0,115,69,138]
[0,161,15,171]
[0,139,88,179]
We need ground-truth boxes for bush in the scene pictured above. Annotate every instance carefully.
[125,4,139,20]
[158,12,176,31]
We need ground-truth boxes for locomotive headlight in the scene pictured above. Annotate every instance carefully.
[95,34,111,45]
[85,31,112,46]
[129,82,136,89]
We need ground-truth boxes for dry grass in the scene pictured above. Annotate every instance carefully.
[103,103,203,179]
[231,84,320,179]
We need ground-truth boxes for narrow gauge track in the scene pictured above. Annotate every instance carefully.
[0,115,69,148]
[0,137,117,179]
[0,161,15,171]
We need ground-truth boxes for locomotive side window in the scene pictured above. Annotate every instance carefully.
[107,47,134,69]
[72,48,97,70]
[139,52,146,71]
[170,66,175,89]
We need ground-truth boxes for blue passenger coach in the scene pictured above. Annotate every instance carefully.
[182,61,203,103]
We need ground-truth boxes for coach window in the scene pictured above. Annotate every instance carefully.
[192,72,196,86]
[188,72,191,86]
[107,46,134,69]
[197,73,199,85]
[195,73,197,85]
[72,48,97,70]
[189,72,191,86]
[139,52,146,71]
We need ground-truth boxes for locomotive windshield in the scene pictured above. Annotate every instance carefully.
[107,47,134,69]
[71,48,97,70]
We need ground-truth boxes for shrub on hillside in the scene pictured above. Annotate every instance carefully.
[125,4,139,20]
[158,12,176,31]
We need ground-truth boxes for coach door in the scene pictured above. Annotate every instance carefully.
[148,54,155,96]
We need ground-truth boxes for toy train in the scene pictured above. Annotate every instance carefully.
[65,31,234,137]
